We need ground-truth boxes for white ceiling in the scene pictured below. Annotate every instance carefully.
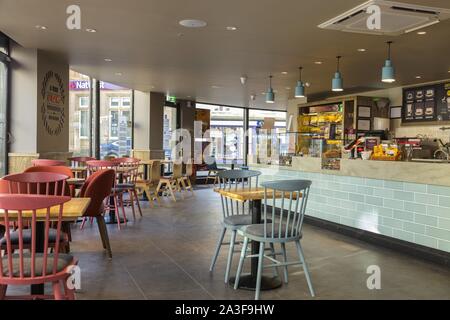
[1,0,450,110]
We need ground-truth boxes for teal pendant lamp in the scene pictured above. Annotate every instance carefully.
[266,75,275,103]
[382,41,396,83]
[332,56,343,92]
[295,67,305,98]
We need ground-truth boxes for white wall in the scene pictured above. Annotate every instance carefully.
[133,90,150,149]
[9,42,38,153]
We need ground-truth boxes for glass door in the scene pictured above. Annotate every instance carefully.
[163,106,178,160]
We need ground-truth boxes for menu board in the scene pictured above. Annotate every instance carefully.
[403,82,450,122]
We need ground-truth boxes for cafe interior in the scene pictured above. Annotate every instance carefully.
[0,0,449,300]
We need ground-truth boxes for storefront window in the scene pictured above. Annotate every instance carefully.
[0,60,7,175]
[0,33,9,176]
[196,103,245,166]
[248,109,287,165]
[99,82,132,159]
[69,70,92,157]
[163,106,178,159]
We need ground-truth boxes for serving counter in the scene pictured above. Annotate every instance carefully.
[249,158,450,255]
[291,156,450,187]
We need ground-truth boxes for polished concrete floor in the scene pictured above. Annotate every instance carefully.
[6,187,450,300]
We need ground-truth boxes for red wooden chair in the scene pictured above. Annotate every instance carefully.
[86,161,126,230]
[112,158,142,220]
[23,167,75,241]
[79,169,115,258]
[0,194,76,300]
[68,157,95,167]
[24,166,74,197]
[1,173,71,252]
[32,159,66,167]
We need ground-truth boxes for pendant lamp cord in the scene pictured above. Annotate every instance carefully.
[387,41,393,60]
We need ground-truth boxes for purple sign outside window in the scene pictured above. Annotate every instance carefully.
[70,80,128,91]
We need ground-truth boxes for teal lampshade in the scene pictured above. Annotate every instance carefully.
[382,59,395,83]
[266,88,275,103]
[295,81,305,98]
[332,72,343,92]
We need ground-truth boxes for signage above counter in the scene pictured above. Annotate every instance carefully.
[403,82,450,123]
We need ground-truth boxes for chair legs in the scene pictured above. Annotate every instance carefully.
[210,227,226,272]
[224,230,237,284]
[133,190,143,217]
[234,236,249,290]
[233,240,315,300]
[0,285,7,300]
[63,278,76,300]
[129,190,136,220]
[280,243,289,284]
[269,242,279,278]
[255,242,265,300]
[295,240,315,297]
[97,216,113,259]
[113,195,121,230]
[52,281,63,300]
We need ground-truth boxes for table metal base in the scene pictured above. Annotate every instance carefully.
[104,215,127,225]
[228,275,282,291]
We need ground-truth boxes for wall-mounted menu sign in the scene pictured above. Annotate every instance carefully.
[403,82,450,123]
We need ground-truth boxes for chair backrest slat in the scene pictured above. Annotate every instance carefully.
[261,180,312,241]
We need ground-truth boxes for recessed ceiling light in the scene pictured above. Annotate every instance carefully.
[104,58,113,62]
[115,72,123,76]
[286,87,291,90]
[211,85,222,89]
[179,19,207,28]
[314,61,323,65]
[281,71,288,75]
[415,75,422,79]
[417,31,427,35]
[86,28,97,33]
[35,25,47,30]
[448,70,450,73]
[226,26,238,31]
[357,48,367,52]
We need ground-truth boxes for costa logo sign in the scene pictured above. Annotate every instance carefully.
[41,70,66,136]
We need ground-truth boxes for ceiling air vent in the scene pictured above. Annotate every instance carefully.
[318,0,450,36]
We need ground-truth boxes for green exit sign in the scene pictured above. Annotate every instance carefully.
[166,95,177,103]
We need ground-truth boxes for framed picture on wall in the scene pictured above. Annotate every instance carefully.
[357,119,371,131]
[390,106,402,119]
[358,106,371,118]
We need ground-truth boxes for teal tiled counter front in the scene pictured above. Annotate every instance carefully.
[250,166,450,253]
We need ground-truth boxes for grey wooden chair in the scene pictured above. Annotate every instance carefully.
[209,169,261,283]
[234,179,315,300]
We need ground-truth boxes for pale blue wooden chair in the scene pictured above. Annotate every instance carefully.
[209,170,262,283]
[234,179,315,300]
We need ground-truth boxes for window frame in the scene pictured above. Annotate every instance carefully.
[0,33,10,175]
[79,109,89,139]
